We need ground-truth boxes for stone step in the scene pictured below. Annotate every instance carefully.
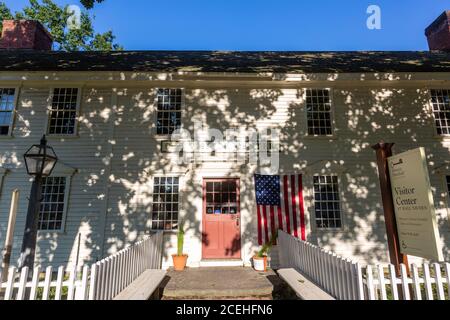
[161,267,274,300]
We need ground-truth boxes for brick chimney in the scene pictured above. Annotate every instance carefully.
[425,11,450,51]
[0,20,52,50]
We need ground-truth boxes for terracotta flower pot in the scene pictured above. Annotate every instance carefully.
[172,254,188,271]
[252,255,267,272]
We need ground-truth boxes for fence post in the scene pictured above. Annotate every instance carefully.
[16,266,29,300]
[410,264,421,300]
[422,263,433,300]
[388,264,399,300]
[42,266,53,300]
[377,265,387,300]
[88,263,98,300]
[366,265,375,300]
[29,266,40,300]
[78,265,90,300]
[433,263,445,300]
[67,265,77,300]
[54,266,65,300]
[4,266,16,300]
[355,262,365,300]
[445,263,450,299]
[400,264,411,300]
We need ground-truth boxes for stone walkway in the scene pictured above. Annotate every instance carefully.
[161,267,279,300]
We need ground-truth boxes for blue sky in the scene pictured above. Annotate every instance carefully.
[3,0,448,50]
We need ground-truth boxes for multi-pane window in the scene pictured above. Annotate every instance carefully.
[313,175,342,229]
[38,177,67,231]
[156,88,182,135]
[48,88,79,135]
[0,88,16,135]
[205,179,239,215]
[430,89,450,135]
[152,177,179,230]
[306,89,333,136]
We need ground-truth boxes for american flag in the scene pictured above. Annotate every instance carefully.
[254,174,306,245]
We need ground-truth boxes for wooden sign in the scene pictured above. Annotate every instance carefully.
[388,147,444,261]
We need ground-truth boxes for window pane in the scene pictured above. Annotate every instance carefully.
[156,88,182,135]
[313,175,341,229]
[306,89,332,136]
[0,88,15,135]
[431,90,450,136]
[48,88,78,135]
[38,177,66,231]
[151,176,180,230]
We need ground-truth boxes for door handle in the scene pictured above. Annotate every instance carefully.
[236,217,240,227]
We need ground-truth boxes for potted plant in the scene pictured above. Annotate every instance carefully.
[172,226,188,271]
[252,232,277,272]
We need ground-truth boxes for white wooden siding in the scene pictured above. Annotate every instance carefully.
[0,79,449,269]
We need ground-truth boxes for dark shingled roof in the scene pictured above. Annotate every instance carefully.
[0,50,449,73]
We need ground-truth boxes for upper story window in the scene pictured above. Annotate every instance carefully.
[306,89,333,136]
[313,175,342,229]
[430,89,450,135]
[39,176,68,231]
[151,177,179,230]
[48,88,79,135]
[156,88,182,135]
[0,88,16,136]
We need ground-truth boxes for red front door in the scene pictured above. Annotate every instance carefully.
[202,178,241,259]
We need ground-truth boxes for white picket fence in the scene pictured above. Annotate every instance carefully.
[278,230,450,300]
[363,262,450,300]
[278,230,364,300]
[0,231,163,300]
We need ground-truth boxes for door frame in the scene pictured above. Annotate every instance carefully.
[201,177,241,260]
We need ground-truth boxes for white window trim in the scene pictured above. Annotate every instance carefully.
[153,87,185,140]
[38,165,77,234]
[0,86,20,138]
[303,87,337,139]
[149,174,182,233]
[45,87,82,138]
[426,87,450,140]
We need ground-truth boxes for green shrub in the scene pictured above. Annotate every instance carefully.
[256,231,278,258]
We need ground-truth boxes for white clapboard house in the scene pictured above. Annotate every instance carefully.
[0,13,450,270]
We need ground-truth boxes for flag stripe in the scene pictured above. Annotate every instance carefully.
[262,205,269,244]
[290,175,299,238]
[269,206,276,238]
[256,203,262,245]
[283,175,291,235]
[298,175,306,241]
[277,206,283,233]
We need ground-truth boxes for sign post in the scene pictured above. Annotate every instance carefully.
[372,141,409,275]
[387,147,444,262]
